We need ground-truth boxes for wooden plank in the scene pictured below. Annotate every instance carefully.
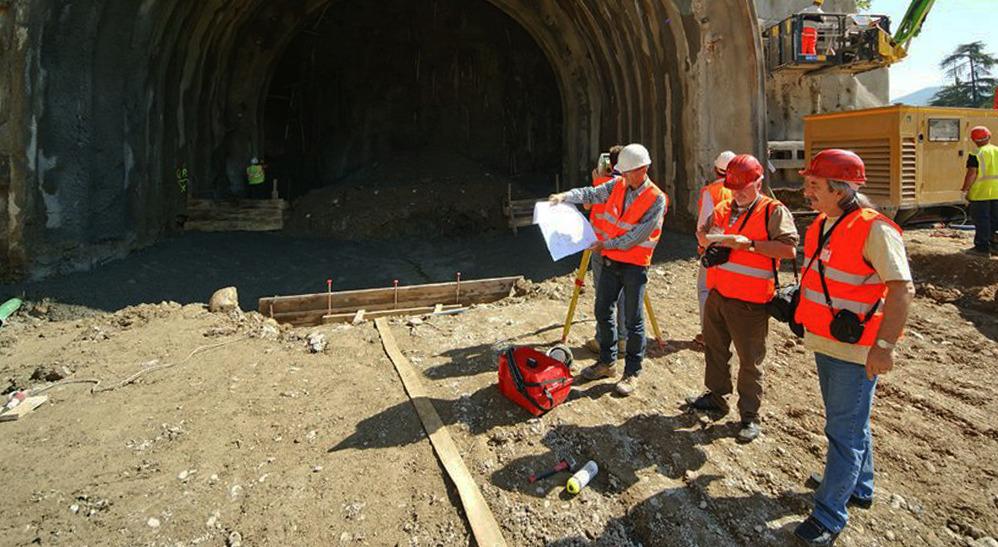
[323,304,462,325]
[374,319,507,547]
[0,396,48,423]
[259,276,520,316]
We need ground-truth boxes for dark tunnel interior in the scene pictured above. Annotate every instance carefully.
[261,0,563,222]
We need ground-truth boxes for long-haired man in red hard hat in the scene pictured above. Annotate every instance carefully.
[791,149,915,546]
[686,154,798,443]
[549,143,668,396]
[962,126,998,256]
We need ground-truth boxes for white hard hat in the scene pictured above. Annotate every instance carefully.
[714,150,736,172]
[251,157,259,165]
[616,144,652,173]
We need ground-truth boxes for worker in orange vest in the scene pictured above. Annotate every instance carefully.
[694,151,736,346]
[585,145,628,356]
[686,154,798,442]
[791,150,914,546]
[549,143,668,396]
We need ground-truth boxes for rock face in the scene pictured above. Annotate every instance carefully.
[209,288,240,313]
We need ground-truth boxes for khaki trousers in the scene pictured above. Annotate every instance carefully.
[702,289,769,422]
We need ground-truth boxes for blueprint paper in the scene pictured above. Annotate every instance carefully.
[533,202,598,261]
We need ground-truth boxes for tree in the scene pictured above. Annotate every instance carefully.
[930,41,997,108]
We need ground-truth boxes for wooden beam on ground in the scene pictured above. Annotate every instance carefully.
[324,304,463,325]
[374,319,507,547]
[260,276,521,326]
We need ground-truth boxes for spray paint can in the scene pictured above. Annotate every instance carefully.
[565,460,598,494]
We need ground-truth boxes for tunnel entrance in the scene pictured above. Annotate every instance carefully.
[262,0,563,239]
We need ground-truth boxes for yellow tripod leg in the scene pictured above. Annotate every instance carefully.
[561,249,592,343]
[644,292,665,349]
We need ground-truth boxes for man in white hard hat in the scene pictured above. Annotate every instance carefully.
[693,151,735,345]
[549,143,668,396]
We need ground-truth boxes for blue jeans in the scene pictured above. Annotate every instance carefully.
[590,252,626,342]
[595,258,647,377]
[813,352,878,533]
[969,199,998,251]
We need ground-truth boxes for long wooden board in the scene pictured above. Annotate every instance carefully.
[260,276,521,326]
[374,319,507,547]
[322,304,463,324]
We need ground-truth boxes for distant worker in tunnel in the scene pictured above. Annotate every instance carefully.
[686,154,798,443]
[585,145,628,356]
[549,143,668,397]
[694,151,736,346]
[791,149,914,546]
[962,126,998,256]
[246,157,268,199]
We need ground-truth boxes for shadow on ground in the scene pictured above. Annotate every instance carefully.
[1,229,697,313]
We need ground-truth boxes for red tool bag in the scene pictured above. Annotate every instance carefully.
[497,346,573,416]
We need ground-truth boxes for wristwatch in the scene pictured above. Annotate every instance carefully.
[875,338,895,350]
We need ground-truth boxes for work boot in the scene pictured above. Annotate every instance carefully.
[737,421,761,443]
[581,361,617,381]
[807,473,874,509]
[693,333,705,347]
[793,516,839,546]
[964,246,991,257]
[615,374,639,396]
[685,392,729,414]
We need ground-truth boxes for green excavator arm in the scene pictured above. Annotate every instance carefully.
[882,0,936,63]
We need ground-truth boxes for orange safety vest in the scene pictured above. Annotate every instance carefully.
[591,179,667,267]
[589,175,616,227]
[697,180,733,225]
[794,208,901,347]
[705,196,780,304]
[697,180,733,254]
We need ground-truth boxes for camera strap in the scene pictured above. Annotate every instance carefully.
[810,208,878,323]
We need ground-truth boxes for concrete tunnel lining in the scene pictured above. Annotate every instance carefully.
[0,0,767,281]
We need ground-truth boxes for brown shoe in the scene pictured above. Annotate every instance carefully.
[581,361,617,380]
[615,375,639,396]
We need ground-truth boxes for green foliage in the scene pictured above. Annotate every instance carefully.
[930,41,997,108]
[855,0,872,10]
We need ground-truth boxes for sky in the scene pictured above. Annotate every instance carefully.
[869,0,998,100]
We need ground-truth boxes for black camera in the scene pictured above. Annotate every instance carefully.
[829,309,865,344]
[700,244,732,268]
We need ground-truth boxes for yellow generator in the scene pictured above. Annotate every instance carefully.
[804,105,998,221]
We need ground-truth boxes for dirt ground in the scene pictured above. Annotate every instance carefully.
[0,228,995,546]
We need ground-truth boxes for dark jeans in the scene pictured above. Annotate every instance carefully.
[590,251,626,342]
[970,199,998,251]
[595,258,647,377]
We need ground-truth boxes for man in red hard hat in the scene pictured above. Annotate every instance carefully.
[962,126,998,256]
[686,154,798,443]
[791,149,915,546]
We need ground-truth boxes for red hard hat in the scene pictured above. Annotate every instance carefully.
[971,126,992,142]
[724,154,764,190]
[799,149,866,184]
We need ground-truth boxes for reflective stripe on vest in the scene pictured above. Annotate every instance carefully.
[794,209,901,347]
[969,144,998,201]
[705,196,781,304]
[594,179,666,267]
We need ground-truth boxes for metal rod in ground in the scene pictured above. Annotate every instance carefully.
[561,249,592,343]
